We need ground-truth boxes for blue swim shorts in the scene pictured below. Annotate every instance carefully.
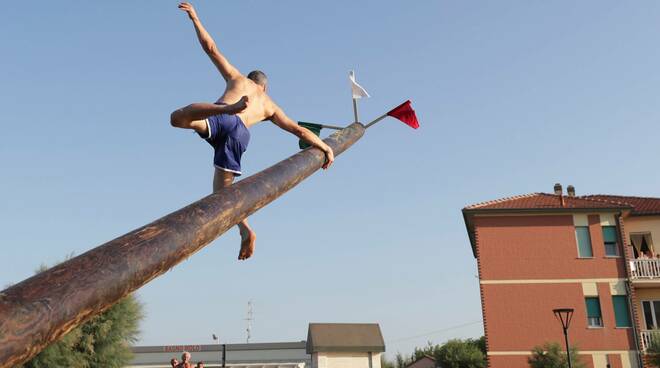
[198,113,250,176]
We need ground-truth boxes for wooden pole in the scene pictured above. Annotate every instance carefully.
[0,123,366,368]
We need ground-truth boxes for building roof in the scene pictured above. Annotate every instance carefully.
[582,195,660,216]
[463,193,631,212]
[306,323,385,354]
[405,355,437,368]
[131,341,306,353]
[462,190,660,258]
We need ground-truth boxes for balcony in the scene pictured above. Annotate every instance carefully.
[641,330,660,351]
[630,259,660,287]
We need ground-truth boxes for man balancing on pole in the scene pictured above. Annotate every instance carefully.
[170,3,335,261]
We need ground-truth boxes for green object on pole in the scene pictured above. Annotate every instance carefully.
[298,122,323,149]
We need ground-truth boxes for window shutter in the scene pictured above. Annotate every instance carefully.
[603,226,618,243]
[576,227,593,257]
[586,298,602,318]
[612,296,631,327]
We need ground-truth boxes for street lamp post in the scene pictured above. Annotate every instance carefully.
[212,334,226,368]
[553,308,575,368]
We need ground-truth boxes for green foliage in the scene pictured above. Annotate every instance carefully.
[16,262,144,368]
[395,352,406,368]
[381,354,396,368]
[646,332,660,367]
[528,342,585,368]
[436,339,486,368]
[473,336,487,355]
[393,337,486,368]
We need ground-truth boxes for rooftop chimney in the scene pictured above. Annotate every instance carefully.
[567,185,576,197]
[554,183,562,196]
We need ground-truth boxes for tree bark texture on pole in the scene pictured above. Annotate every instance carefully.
[0,123,365,368]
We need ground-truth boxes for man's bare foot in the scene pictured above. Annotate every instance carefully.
[226,96,249,115]
[238,229,256,260]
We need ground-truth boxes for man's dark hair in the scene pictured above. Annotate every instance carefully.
[247,70,267,86]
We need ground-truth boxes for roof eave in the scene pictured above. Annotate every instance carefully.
[462,210,477,259]
[630,212,660,217]
[462,207,630,215]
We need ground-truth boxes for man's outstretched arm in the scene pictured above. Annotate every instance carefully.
[178,2,241,81]
[270,107,335,169]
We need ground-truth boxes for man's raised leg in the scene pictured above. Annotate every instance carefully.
[213,169,256,260]
[170,97,248,129]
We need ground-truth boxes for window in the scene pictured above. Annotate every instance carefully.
[642,300,660,329]
[603,226,619,256]
[631,233,654,259]
[576,227,593,258]
[612,296,631,327]
[585,297,603,327]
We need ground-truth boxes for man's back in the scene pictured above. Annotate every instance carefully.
[218,77,274,127]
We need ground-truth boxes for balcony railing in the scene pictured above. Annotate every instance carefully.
[641,330,660,351]
[630,259,660,279]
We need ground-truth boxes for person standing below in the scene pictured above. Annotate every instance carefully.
[177,351,193,368]
[170,358,179,368]
[171,3,335,261]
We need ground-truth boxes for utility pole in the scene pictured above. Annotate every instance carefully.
[213,334,226,368]
[245,301,253,344]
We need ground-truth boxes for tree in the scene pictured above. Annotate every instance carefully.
[646,332,660,367]
[392,338,486,368]
[471,336,487,356]
[436,339,486,368]
[395,352,407,368]
[528,342,585,368]
[381,354,396,368]
[16,263,144,368]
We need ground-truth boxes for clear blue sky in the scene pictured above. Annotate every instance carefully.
[2,0,660,357]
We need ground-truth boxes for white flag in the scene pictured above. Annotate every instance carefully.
[349,70,370,99]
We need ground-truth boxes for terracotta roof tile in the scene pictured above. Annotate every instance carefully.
[582,195,660,216]
[464,193,631,211]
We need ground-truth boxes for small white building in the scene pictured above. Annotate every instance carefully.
[306,323,385,368]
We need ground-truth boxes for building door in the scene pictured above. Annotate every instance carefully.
[642,300,660,329]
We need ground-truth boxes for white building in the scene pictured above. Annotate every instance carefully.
[307,323,385,368]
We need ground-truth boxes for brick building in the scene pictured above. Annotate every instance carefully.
[462,184,660,368]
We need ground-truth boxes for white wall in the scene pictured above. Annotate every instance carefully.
[312,352,381,368]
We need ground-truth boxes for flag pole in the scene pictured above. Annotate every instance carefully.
[365,100,418,130]
[320,124,345,130]
[365,113,388,129]
[298,122,344,130]
[350,70,359,123]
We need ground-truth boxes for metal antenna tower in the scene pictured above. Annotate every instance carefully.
[245,300,253,343]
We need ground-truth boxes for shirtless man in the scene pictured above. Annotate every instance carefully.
[170,3,335,261]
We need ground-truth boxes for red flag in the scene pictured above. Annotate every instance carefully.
[387,100,419,129]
